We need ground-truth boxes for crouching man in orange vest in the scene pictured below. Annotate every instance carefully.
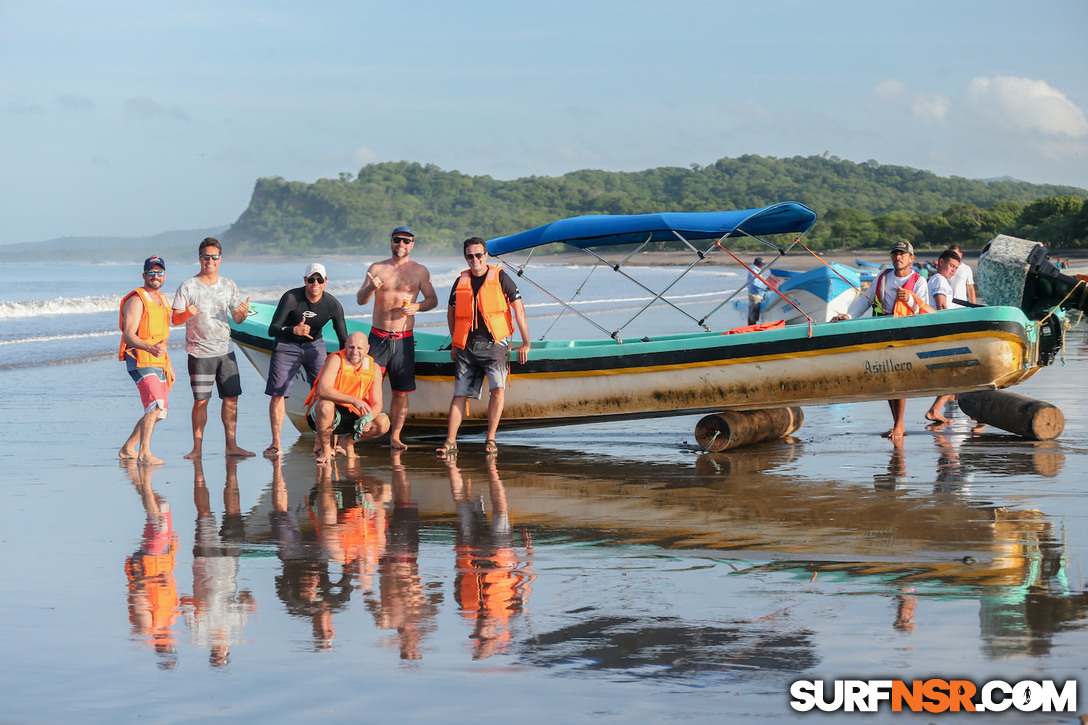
[119,255,176,467]
[304,332,391,464]
[436,237,531,458]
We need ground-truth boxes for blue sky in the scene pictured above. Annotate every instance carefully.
[2,0,1086,245]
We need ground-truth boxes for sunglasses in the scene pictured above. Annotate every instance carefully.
[305,275,325,284]
[465,252,486,260]
[145,269,166,277]
[392,237,414,245]
[199,253,221,260]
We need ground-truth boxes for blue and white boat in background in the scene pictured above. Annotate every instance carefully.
[752,262,863,324]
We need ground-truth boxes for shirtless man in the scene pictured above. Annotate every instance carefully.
[356,226,438,449]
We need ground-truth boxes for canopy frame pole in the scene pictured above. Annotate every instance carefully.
[585,231,715,337]
[536,259,603,341]
[494,256,615,339]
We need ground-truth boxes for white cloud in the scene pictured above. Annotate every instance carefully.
[911,93,950,123]
[967,76,1088,137]
[871,80,948,123]
[123,96,190,123]
[872,79,908,103]
[353,146,377,165]
[58,94,95,113]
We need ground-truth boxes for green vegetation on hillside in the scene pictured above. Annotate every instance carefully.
[223,156,1088,254]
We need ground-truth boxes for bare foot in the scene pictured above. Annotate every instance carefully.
[138,454,164,467]
[119,447,138,460]
[925,410,950,425]
[226,446,255,458]
[390,438,409,450]
[183,448,202,460]
[315,448,333,465]
[881,428,905,440]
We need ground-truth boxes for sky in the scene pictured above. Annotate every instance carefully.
[1,0,1086,245]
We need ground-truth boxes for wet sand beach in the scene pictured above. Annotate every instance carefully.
[2,260,1087,722]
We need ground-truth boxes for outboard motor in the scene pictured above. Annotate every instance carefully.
[978,234,1088,317]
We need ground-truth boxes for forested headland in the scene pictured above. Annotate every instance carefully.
[222,155,1088,255]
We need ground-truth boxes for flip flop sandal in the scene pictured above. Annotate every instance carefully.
[484,439,498,456]
[435,440,458,457]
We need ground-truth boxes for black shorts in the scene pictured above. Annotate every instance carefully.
[306,405,359,437]
[187,352,242,400]
[368,329,415,392]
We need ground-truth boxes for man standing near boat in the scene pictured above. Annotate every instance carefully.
[436,237,531,458]
[947,244,977,307]
[356,226,438,450]
[832,240,931,440]
[172,238,254,460]
[746,257,768,326]
[119,255,175,466]
[263,262,349,458]
[924,249,963,426]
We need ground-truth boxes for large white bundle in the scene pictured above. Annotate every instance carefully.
[977,234,1040,309]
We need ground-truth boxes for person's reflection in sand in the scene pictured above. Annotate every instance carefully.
[933,431,970,496]
[449,456,535,660]
[180,458,256,667]
[122,461,179,669]
[874,436,907,491]
[364,450,439,660]
[894,587,918,633]
[270,458,352,651]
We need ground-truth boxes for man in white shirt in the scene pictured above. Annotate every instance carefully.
[925,249,963,426]
[947,244,976,307]
[832,240,931,440]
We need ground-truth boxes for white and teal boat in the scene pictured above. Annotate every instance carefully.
[230,204,1086,438]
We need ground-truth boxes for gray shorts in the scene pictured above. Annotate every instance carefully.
[453,337,509,400]
[187,352,242,401]
[265,340,324,397]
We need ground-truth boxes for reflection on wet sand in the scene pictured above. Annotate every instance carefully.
[122,462,178,669]
[176,432,1086,672]
[448,456,535,660]
[180,459,257,667]
[363,451,440,661]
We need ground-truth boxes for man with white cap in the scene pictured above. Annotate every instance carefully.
[263,262,349,457]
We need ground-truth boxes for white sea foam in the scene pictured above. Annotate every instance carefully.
[0,295,122,319]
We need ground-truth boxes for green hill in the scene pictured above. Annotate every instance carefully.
[223,155,1088,254]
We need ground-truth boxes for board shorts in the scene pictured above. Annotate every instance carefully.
[265,339,325,397]
[126,360,169,419]
[187,352,242,401]
[306,404,360,437]
[367,328,416,392]
[453,337,509,400]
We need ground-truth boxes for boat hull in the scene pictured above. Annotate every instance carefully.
[232,303,1043,436]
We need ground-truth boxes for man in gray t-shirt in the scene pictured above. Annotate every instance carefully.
[171,238,254,459]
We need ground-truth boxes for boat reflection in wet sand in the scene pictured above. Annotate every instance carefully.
[237,439,1084,666]
[231,205,1088,439]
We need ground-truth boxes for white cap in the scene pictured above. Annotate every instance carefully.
[304,263,327,279]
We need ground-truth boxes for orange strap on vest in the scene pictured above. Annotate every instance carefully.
[892,289,935,317]
[452,267,514,349]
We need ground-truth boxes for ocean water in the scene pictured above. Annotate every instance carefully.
[1,258,1087,723]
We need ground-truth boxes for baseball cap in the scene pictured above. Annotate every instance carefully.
[890,240,915,255]
[304,262,327,279]
[391,226,414,238]
[143,255,166,272]
[753,257,765,266]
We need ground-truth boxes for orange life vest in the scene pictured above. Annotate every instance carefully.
[873,270,925,316]
[305,350,377,416]
[452,266,514,349]
[118,287,175,387]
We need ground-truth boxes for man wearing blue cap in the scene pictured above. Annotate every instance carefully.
[356,226,438,449]
[119,255,175,466]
